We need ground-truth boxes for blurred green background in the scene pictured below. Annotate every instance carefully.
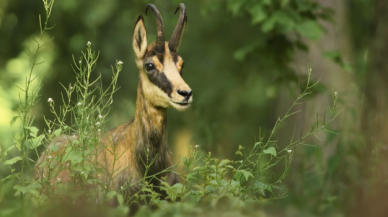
[1,0,388,216]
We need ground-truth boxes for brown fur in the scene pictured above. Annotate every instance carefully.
[34,9,191,208]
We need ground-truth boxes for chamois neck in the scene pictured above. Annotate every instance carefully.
[134,75,170,177]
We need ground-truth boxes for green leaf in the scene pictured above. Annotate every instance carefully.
[219,159,232,167]
[106,191,117,201]
[0,173,20,184]
[253,180,274,194]
[25,126,39,137]
[235,169,253,181]
[248,4,267,25]
[54,128,62,137]
[261,15,276,32]
[26,135,45,149]
[273,11,294,33]
[3,156,23,165]
[263,147,277,156]
[295,20,322,40]
[116,193,124,206]
[10,116,19,127]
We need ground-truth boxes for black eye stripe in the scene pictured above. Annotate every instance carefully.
[146,71,173,96]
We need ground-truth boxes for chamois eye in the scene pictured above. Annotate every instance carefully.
[144,63,155,71]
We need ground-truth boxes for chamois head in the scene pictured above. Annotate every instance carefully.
[132,3,192,111]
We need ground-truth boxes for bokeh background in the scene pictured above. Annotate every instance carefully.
[1,0,388,216]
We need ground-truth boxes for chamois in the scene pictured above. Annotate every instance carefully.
[35,3,191,204]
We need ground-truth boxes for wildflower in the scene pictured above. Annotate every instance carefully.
[195,145,199,148]
[96,122,100,126]
[334,92,338,97]
[87,41,91,46]
[117,61,123,65]
[287,149,292,153]
[77,102,82,106]
[57,178,61,182]
[110,99,113,104]
[48,155,52,159]
[98,114,102,119]
[48,98,53,103]
[121,186,123,190]
[48,130,51,133]
[79,60,82,64]
[147,148,149,152]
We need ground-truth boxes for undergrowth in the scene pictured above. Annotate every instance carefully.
[0,0,339,216]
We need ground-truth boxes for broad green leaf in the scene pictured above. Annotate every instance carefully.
[248,4,267,25]
[116,193,124,206]
[263,147,277,156]
[26,135,45,149]
[261,15,276,32]
[219,159,231,167]
[235,169,253,181]
[295,20,322,40]
[3,156,22,165]
[54,128,62,136]
[106,191,117,201]
[51,145,59,152]
[25,126,39,137]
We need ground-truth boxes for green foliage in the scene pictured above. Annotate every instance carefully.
[0,0,348,216]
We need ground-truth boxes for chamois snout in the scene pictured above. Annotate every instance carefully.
[177,89,192,101]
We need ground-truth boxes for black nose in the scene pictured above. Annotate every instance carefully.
[177,89,193,100]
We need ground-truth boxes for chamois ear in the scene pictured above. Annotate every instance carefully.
[132,15,148,59]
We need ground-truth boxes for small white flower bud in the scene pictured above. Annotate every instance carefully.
[334,92,338,97]
[57,178,61,182]
[195,145,199,148]
[98,115,102,119]
[87,41,91,46]
[48,155,52,159]
[96,122,100,126]
[287,149,292,153]
[77,102,82,106]
[48,98,53,103]
[79,60,82,64]
[48,130,51,133]
[117,61,123,65]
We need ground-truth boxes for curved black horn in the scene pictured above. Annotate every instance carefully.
[169,3,187,52]
[145,4,165,53]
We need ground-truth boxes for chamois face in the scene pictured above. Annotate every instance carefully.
[132,15,192,111]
